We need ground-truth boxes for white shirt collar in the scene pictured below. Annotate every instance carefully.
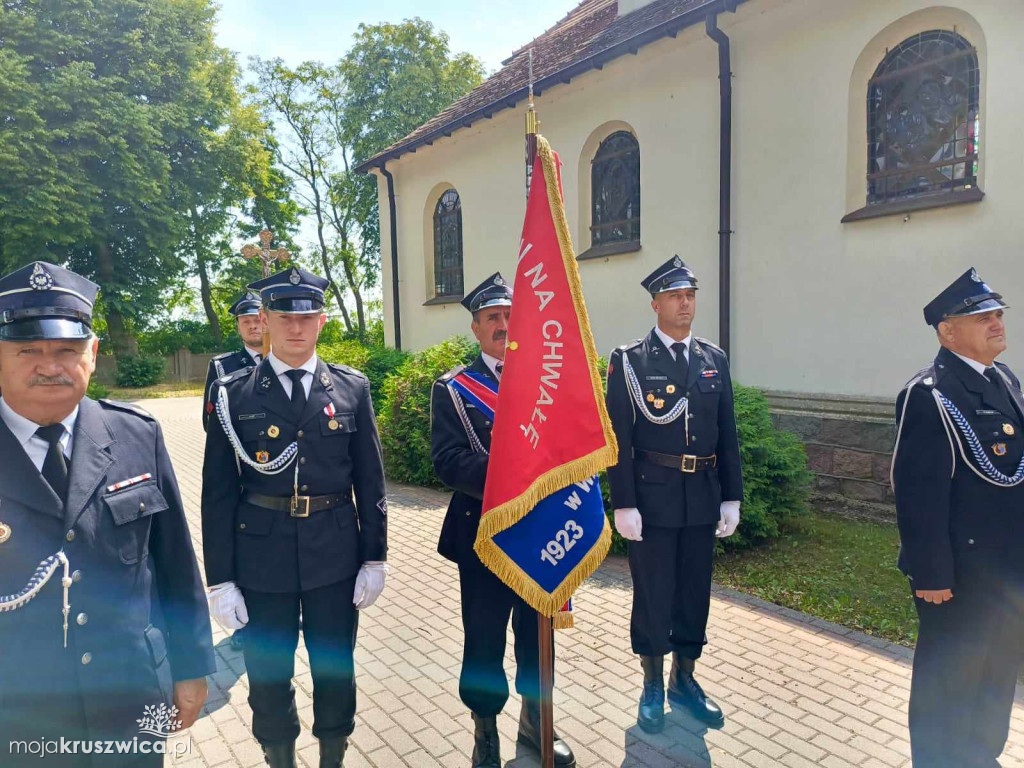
[244,345,263,362]
[481,352,504,379]
[0,396,79,453]
[952,351,994,379]
[653,327,691,360]
[268,351,317,378]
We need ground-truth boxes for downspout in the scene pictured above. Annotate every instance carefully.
[705,2,736,357]
[380,163,402,350]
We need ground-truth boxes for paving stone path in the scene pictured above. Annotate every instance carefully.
[147,396,1024,768]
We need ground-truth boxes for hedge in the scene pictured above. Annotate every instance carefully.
[376,336,479,485]
[115,355,165,388]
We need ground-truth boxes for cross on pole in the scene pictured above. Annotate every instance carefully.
[240,229,290,280]
[239,229,290,356]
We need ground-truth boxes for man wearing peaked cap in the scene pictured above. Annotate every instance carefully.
[893,267,1024,767]
[431,273,576,768]
[202,290,265,432]
[605,255,742,733]
[201,264,388,768]
[0,261,215,765]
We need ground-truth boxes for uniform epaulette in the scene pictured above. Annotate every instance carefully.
[903,365,937,390]
[439,364,466,382]
[616,339,642,353]
[215,365,254,386]
[695,337,725,355]
[326,361,367,379]
[211,351,235,361]
[99,399,155,420]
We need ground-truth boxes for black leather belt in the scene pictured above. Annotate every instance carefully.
[243,491,350,518]
[636,450,717,473]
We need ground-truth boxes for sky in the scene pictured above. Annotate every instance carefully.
[214,0,582,74]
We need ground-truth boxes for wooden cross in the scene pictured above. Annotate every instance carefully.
[240,229,290,279]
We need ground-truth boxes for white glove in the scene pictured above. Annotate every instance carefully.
[353,562,390,610]
[716,501,741,538]
[614,508,643,541]
[207,581,249,631]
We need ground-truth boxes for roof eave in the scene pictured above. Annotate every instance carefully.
[354,0,741,175]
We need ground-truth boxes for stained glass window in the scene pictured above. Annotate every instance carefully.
[867,30,979,205]
[433,189,463,298]
[591,131,641,246]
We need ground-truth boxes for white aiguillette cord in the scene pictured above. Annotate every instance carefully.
[0,502,73,647]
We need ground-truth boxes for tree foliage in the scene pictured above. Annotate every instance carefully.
[251,18,484,340]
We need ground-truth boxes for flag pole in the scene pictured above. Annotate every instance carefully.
[524,48,555,768]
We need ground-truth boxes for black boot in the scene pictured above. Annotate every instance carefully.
[668,653,725,727]
[471,713,500,768]
[517,698,576,767]
[637,655,666,733]
[261,742,297,768]
[318,737,347,768]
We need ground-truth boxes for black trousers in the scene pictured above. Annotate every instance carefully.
[628,523,716,659]
[909,551,1024,768]
[241,577,359,745]
[458,558,551,717]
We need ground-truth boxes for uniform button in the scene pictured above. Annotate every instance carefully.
[301,485,308,492]
[65,529,76,543]
[239,523,246,530]
[465,511,471,517]
[81,652,92,665]
[139,502,146,513]
[968,538,975,545]
[300,457,307,465]
[71,570,82,583]
[76,613,88,626]
[297,430,305,439]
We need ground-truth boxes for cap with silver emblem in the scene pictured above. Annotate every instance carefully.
[461,272,514,314]
[248,266,329,314]
[0,262,99,341]
[923,267,1008,327]
[228,290,262,317]
[641,255,699,296]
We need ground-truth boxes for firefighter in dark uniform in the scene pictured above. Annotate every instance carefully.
[202,291,264,431]
[202,291,264,652]
[430,273,575,768]
[892,267,1024,768]
[201,266,388,768]
[0,262,215,766]
[606,256,743,733]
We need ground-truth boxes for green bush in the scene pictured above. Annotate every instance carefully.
[86,379,111,400]
[377,336,479,485]
[115,355,166,388]
[318,341,410,411]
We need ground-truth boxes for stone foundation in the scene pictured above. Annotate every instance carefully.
[766,390,897,521]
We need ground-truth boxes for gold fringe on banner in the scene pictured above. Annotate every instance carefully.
[473,135,618,620]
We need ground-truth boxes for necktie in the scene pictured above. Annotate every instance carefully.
[671,341,689,384]
[36,424,69,504]
[986,367,1016,415]
[495,361,504,380]
[286,370,307,414]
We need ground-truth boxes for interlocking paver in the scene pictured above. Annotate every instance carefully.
[145,396,1024,767]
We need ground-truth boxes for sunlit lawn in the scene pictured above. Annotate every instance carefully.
[715,511,917,647]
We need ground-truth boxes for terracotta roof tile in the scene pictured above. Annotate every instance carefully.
[356,0,729,172]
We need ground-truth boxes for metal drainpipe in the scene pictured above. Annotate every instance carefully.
[705,3,736,358]
[380,163,402,351]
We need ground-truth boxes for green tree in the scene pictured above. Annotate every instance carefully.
[251,19,484,340]
[0,0,237,354]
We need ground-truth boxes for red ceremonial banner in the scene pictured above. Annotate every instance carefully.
[477,137,617,541]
